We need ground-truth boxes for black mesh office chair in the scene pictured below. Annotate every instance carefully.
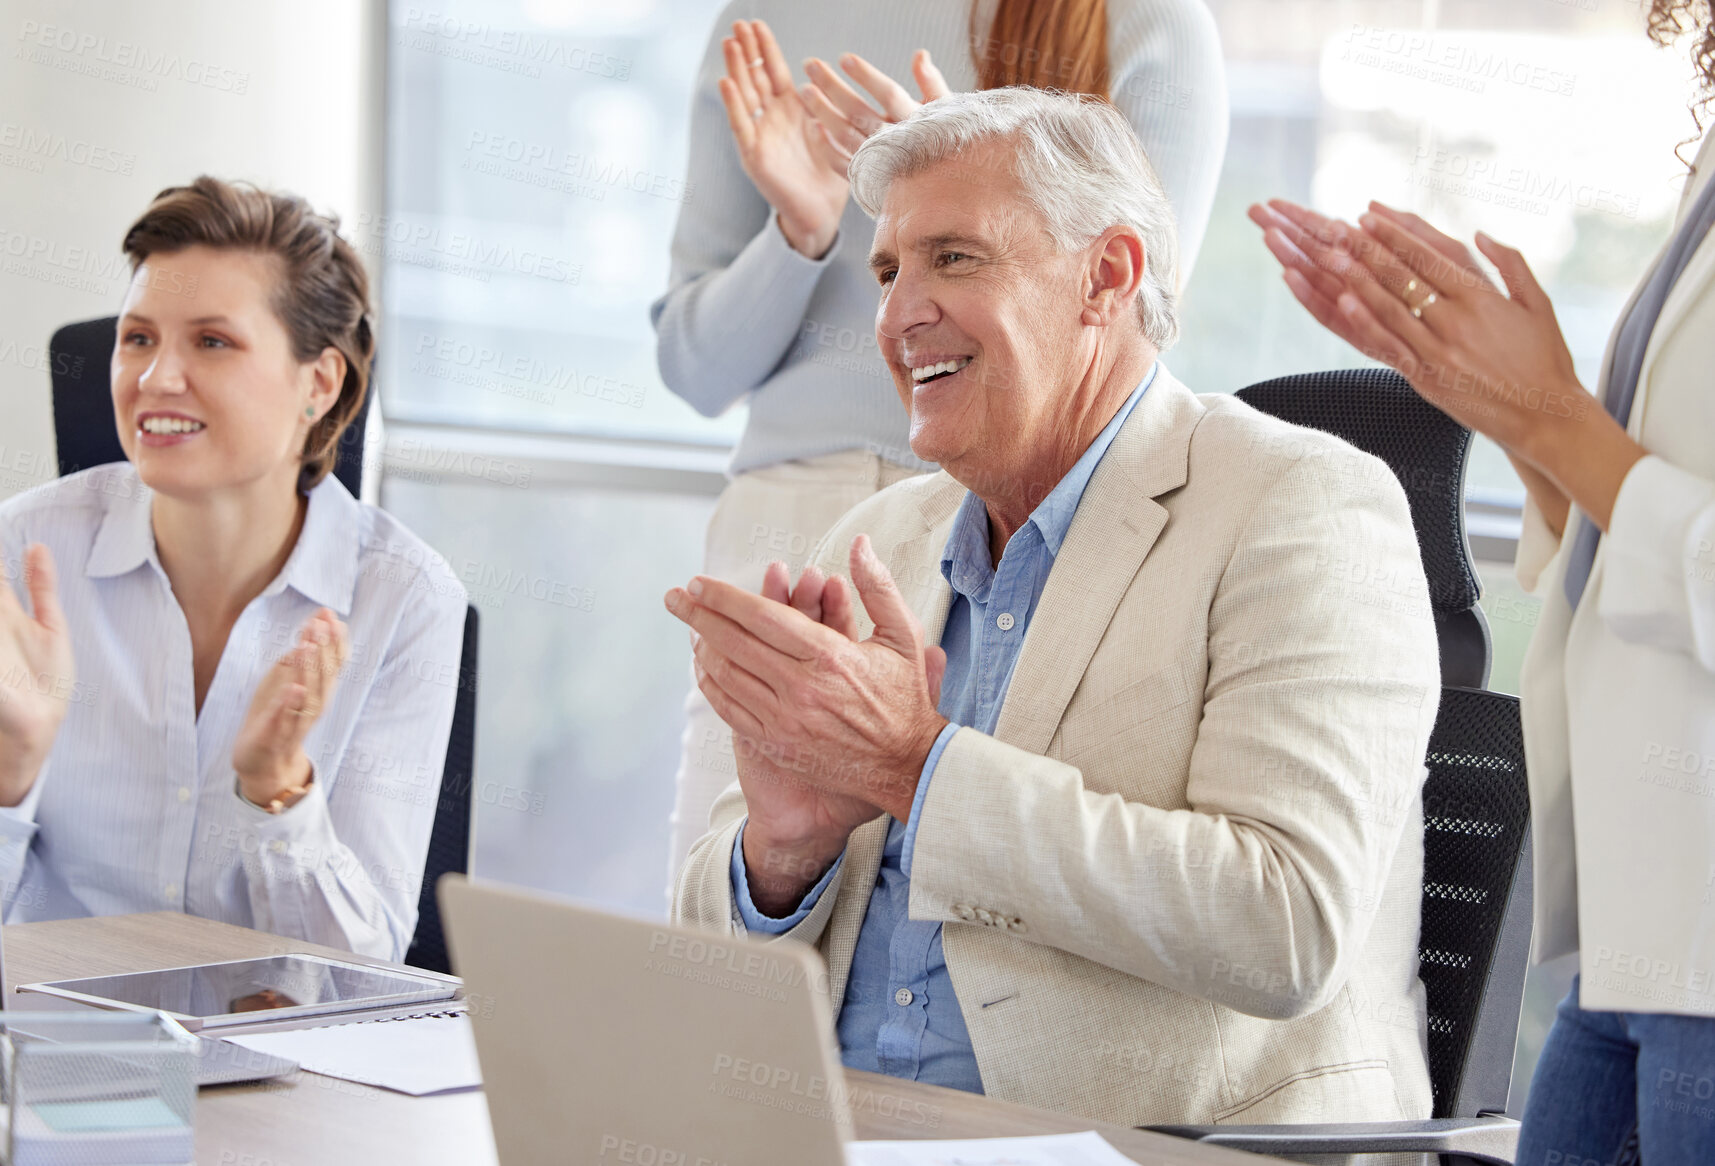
[46,314,475,974]
[1148,370,1531,1165]
[405,606,478,975]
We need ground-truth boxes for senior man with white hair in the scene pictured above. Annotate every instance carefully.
[665,88,1440,1128]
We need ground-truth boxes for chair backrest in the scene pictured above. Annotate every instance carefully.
[1236,368,1490,688]
[1236,371,1533,1118]
[405,604,480,975]
[1418,686,1533,1118]
[48,316,373,498]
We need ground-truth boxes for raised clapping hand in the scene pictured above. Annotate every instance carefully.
[664,536,947,916]
[0,545,73,807]
[232,608,349,810]
[718,19,851,260]
[1249,198,1648,535]
[799,49,950,168]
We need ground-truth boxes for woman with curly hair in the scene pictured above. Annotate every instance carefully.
[1251,3,1715,1159]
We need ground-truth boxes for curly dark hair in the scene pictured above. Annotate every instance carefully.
[1650,0,1715,167]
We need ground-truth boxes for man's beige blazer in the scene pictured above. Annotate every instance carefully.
[676,367,1442,1126]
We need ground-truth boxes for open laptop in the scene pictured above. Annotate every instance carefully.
[440,874,852,1166]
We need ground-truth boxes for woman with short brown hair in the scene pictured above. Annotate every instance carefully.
[0,177,467,961]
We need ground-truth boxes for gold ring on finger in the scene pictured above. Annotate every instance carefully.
[1410,291,1439,319]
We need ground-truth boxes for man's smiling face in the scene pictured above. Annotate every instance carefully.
[868,146,1092,484]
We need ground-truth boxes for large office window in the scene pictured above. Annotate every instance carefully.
[382,0,742,445]
[381,0,1693,900]
[380,0,1699,1100]
[381,0,741,921]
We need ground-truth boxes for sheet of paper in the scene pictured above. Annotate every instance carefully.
[222,1014,481,1096]
[845,1130,1140,1166]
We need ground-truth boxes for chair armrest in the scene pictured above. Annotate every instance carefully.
[1143,1114,1518,1165]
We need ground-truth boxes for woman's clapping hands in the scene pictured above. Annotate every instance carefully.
[799,49,949,168]
[717,20,851,259]
[0,545,72,806]
[717,20,950,261]
[233,608,349,810]
[1250,198,1647,534]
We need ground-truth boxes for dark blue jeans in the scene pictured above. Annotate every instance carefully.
[1515,976,1715,1166]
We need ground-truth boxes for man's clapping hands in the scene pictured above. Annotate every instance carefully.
[665,536,947,915]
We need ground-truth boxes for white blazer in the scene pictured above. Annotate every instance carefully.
[1518,128,1715,1016]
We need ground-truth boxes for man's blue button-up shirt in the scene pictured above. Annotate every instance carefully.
[731,365,1159,1093]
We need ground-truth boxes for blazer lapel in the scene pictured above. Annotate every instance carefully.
[1627,129,1715,431]
[821,815,889,1006]
[900,503,959,648]
[820,481,962,1001]
[992,369,1205,755]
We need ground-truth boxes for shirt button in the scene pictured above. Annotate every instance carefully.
[269,840,287,854]
[995,612,1016,631]
[163,884,179,901]
[893,987,914,1007]
[177,787,191,804]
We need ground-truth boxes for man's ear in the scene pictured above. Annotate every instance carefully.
[1080,226,1146,327]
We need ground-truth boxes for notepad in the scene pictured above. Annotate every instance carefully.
[221,1013,480,1096]
[845,1131,1139,1166]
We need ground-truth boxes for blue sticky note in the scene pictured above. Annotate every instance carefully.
[27,1096,186,1133]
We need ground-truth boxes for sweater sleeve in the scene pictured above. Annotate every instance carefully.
[649,3,844,418]
[1107,0,1230,285]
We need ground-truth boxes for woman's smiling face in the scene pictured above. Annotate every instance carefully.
[111,245,334,499]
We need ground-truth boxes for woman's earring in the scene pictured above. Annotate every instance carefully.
[305,407,315,419]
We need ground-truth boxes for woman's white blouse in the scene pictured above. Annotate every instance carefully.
[0,464,468,961]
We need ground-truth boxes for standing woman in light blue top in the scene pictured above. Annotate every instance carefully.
[655,0,1229,886]
[1253,3,1715,1158]
[0,177,468,961]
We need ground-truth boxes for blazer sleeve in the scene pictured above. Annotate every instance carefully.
[672,780,853,949]
[1515,491,1563,596]
[904,454,1441,1020]
[1595,454,1715,672]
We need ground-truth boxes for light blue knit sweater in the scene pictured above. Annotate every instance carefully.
[650,0,1229,474]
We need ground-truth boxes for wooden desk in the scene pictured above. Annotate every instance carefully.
[3,913,1268,1166]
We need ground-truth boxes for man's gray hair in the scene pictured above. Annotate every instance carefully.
[849,87,1180,351]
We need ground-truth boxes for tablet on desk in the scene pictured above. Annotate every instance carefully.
[16,954,458,1030]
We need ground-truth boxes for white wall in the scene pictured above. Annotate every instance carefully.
[0,0,383,502]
